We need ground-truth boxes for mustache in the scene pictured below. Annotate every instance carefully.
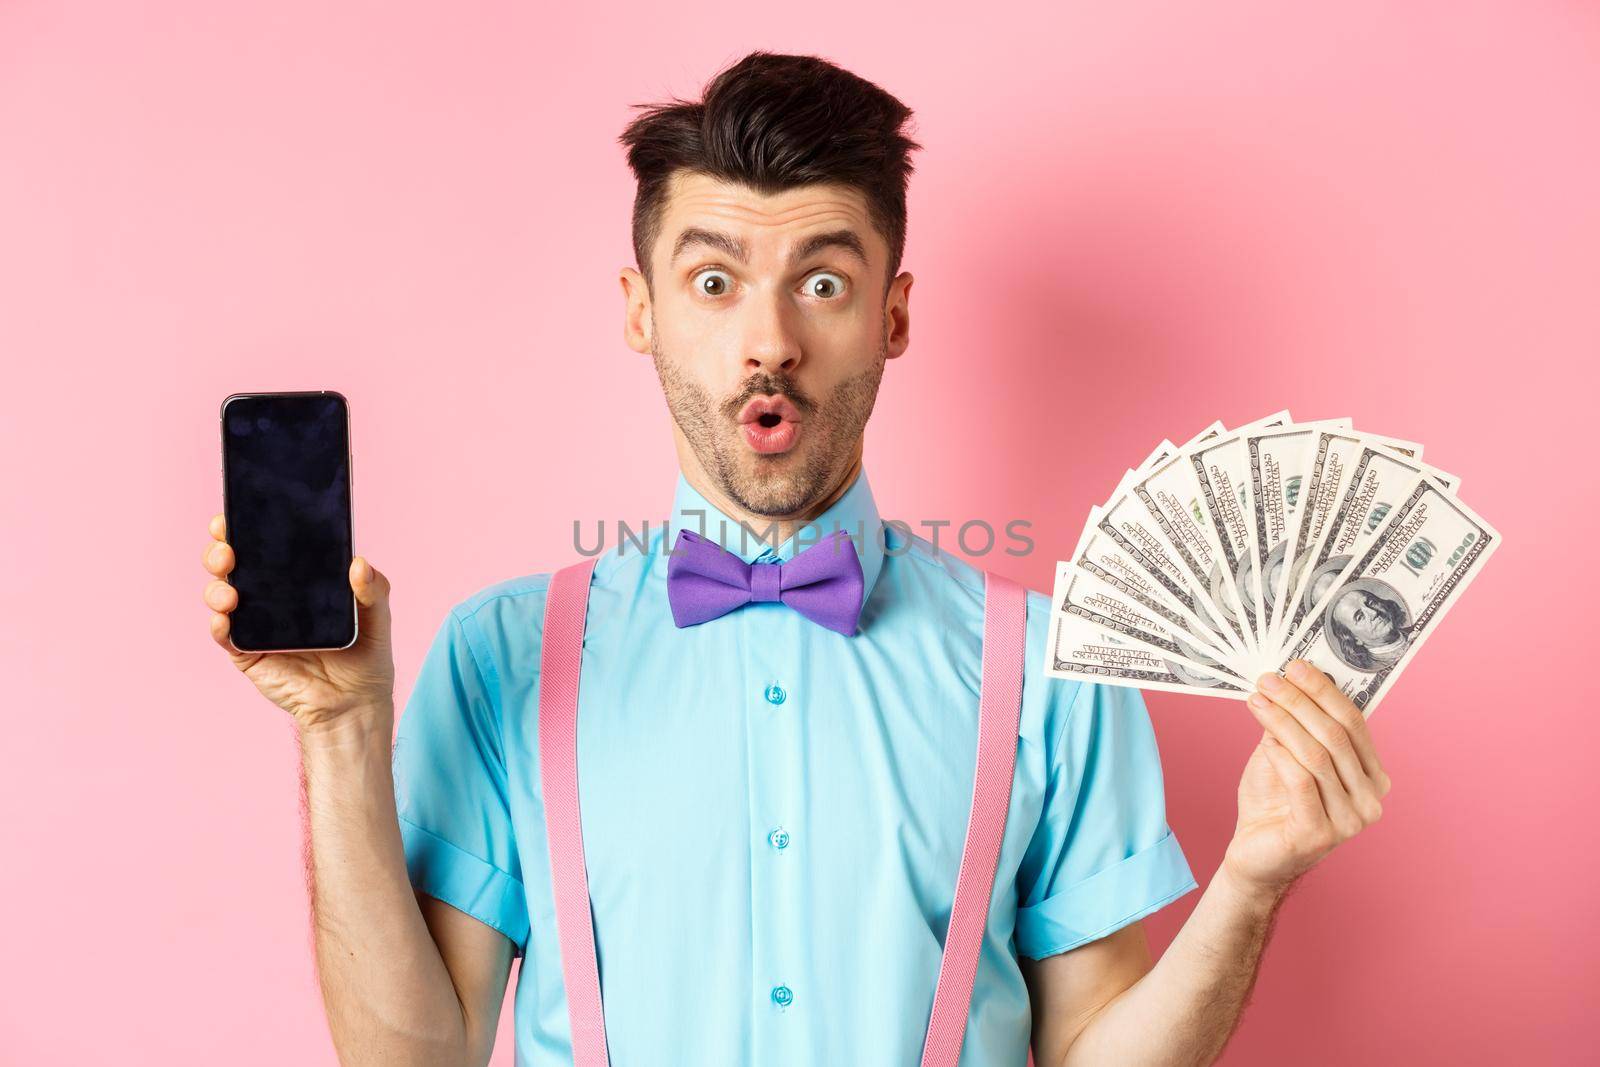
[721,373,817,419]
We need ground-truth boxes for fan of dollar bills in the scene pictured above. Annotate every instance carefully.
[1045,411,1500,716]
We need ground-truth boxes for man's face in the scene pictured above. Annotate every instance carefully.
[622,171,911,517]
[1333,589,1398,645]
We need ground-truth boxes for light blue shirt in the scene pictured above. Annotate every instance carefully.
[392,466,1197,1066]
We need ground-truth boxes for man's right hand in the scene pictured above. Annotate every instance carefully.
[202,512,396,733]
[206,515,503,1061]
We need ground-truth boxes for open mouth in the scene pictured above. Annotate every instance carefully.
[737,394,803,455]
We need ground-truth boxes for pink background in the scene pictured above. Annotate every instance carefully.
[2,3,1593,1063]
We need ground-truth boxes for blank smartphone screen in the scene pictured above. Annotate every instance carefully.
[221,392,356,652]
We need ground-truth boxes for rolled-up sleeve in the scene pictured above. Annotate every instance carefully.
[392,607,530,955]
[1014,680,1198,960]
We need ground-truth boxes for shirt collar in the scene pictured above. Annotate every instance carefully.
[666,465,886,611]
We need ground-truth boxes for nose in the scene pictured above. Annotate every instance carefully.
[742,292,803,376]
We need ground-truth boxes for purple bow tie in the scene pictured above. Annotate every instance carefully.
[667,527,865,636]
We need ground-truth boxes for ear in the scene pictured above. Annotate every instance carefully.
[619,267,653,355]
[884,271,913,360]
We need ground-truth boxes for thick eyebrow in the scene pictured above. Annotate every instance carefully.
[670,227,869,268]
[792,229,868,267]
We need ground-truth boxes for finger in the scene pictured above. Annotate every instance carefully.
[351,556,388,606]
[203,578,238,613]
[1286,659,1390,798]
[1259,734,1333,835]
[210,512,226,540]
[207,607,241,654]
[1247,687,1365,837]
[203,538,234,577]
[1259,670,1384,824]
[208,609,228,647]
[351,557,391,642]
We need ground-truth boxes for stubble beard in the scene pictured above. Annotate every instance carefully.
[651,333,887,518]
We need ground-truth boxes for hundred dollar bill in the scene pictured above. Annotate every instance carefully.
[1047,609,1249,700]
[1092,485,1255,659]
[1242,419,1351,656]
[1274,431,1431,650]
[1128,446,1257,665]
[1184,411,1292,653]
[1051,562,1250,683]
[1280,477,1500,715]
[1071,508,1245,664]
[1277,443,1432,645]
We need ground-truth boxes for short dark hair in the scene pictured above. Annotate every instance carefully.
[619,51,923,296]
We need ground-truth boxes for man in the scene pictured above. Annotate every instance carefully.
[202,50,1391,1066]
[1324,579,1412,671]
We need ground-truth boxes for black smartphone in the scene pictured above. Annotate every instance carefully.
[219,391,358,653]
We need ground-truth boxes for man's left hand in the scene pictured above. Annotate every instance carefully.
[1222,659,1392,900]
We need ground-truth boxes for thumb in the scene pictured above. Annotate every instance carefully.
[350,556,392,643]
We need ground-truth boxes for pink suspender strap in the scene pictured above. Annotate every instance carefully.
[918,571,1029,1067]
[539,561,1032,1067]
[538,555,610,1066]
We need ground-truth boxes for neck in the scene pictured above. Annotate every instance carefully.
[677,439,863,551]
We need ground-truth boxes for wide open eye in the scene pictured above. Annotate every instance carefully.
[693,269,734,297]
[803,272,847,300]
